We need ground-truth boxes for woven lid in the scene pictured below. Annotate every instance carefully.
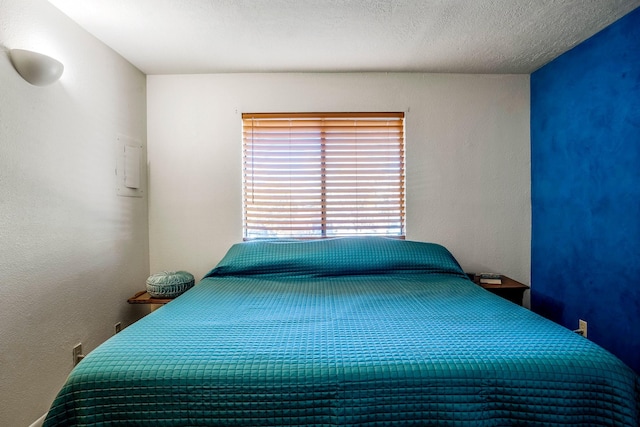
[146,271,194,286]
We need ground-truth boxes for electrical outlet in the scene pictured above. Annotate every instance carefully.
[72,343,84,366]
[578,319,588,338]
[114,322,122,334]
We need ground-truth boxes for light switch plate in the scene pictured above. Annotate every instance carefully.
[116,134,145,198]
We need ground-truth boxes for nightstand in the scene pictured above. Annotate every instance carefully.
[128,291,172,311]
[467,274,529,306]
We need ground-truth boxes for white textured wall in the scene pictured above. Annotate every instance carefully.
[0,0,148,425]
[147,73,530,284]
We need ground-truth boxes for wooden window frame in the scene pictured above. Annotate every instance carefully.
[242,112,405,240]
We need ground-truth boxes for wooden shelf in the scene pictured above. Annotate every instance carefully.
[127,291,173,305]
[467,274,529,306]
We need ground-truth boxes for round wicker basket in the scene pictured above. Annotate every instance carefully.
[146,271,195,298]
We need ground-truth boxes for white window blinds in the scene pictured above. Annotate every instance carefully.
[242,112,405,239]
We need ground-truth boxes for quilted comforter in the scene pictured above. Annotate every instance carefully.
[44,238,639,426]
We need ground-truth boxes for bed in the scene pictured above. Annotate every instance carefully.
[44,237,639,426]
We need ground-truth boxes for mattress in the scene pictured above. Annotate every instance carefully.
[44,238,639,426]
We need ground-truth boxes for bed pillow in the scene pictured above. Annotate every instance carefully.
[204,237,466,279]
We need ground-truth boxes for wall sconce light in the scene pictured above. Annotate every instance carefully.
[9,49,64,86]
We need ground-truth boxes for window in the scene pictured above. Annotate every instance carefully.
[242,112,405,239]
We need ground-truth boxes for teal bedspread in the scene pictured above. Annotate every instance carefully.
[44,238,639,426]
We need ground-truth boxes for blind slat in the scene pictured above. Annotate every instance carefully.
[246,224,404,232]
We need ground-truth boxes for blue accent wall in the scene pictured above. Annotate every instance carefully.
[531,7,640,373]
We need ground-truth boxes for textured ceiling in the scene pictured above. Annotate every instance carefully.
[48,0,639,75]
